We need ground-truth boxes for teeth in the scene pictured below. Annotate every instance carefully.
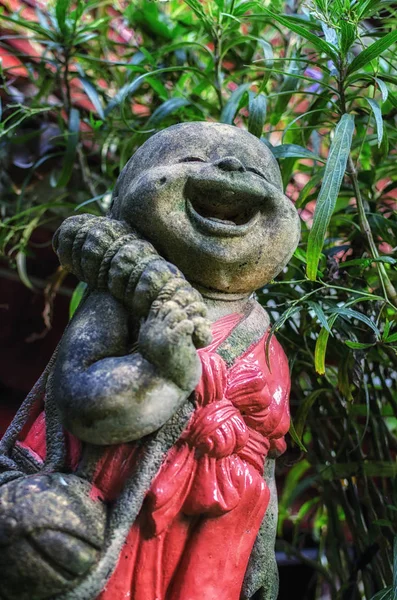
[207,217,237,226]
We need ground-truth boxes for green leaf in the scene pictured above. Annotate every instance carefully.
[366,98,383,147]
[340,20,356,57]
[375,77,389,102]
[393,537,397,600]
[315,326,330,375]
[144,97,190,129]
[373,519,393,528]
[54,108,80,188]
[332,307,380,337]
[257,39,274,89]
[262,9,338,60]
[319,461,397,480]
[55,0,71,36]
[347,30,397,75]
[295,388,327,439]
[248,92,267,138]
[371,587,393,600]
[271,144,324,162]
[270,59,301,127]
[345,341,375,349]
[289,419,307,452]
[220,83,250,124]
[266,305,302,368]
[69,282,87,319]
[105,67,208,116]
[315,314,338,374]
[306,301,332,332]
[16,251,34,290]
[183,0,215,32]
[78,77,105,120]
[306,114,354,280]
[385,332,397,344]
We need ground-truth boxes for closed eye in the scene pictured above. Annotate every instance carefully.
[179,156,207,163]
[246,167,267,180]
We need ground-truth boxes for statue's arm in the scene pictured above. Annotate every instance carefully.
[52,291,202,446]
[241,458,279,600]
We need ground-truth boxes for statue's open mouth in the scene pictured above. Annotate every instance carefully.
[184,174,264,237]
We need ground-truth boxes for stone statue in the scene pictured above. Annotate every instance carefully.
[0,122,300,600]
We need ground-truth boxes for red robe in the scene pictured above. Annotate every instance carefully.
[16,312,290,600]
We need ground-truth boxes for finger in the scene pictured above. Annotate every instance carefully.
[191,317,212,348]
[169,287,203,308]
[153,277,188,305]
[108,241,157,303]
[185,301,207,319]
[80,220,131,288]
[172,320,195,337]
[163,308,187,328]
[132,260,183,319]
[53,214,97,273]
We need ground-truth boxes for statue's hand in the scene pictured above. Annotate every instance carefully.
[53,214,133,287]
[139,279,212,391]
[53,214,196,321]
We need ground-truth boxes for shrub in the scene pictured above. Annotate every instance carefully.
[0,1,396,597]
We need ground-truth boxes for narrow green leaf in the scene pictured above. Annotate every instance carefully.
[0,13,57,40]
[315,326,330,375]
[393,537,396,600]
[69,282,87,319]
[144,97,190,129]
[55,0,71,36]
[385,332,397,344]
[78,77,105,120]
[270,59,301,127]
[295,388,327,439]
[340,20,356,57]
[220,84,250,124]
[248,92,267,138]
[319,461,397,480]
[373,519,393,528]
[262,9,338,59]
[306,114,354,280]
[271,144,324,162]
[296,168,324,208]
[332,307,380,337]
[375,77,389,102]
[289,419,307,452]
[383,320,392,340]
[315,314,338,374]
[371,587,393,600]
[183,0,215,33]
[258,39,274,89]
[306,301,331,333]
[347,30,397,75]
[16,251,34,290]
[266,306,302,368]
[105,67,208,116]
[55,108,80,188]
[345,341,375,349]
[366,98,383,147]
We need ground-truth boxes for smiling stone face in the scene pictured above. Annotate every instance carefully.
[111,122,300,295]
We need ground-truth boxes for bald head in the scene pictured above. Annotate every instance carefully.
[110,121,300,294]
[114,122,283,204]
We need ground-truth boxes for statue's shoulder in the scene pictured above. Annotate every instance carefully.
[215,299,269,367]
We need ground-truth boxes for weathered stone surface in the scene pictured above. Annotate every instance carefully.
[0,122,300,600]
[111,122,300,295]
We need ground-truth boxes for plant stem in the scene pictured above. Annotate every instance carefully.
[337,63,397,308]
[347,155,397,307]
[213,28,224,112]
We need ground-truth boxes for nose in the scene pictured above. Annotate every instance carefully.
[213,156,245,172]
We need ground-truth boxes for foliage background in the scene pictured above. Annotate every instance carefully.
[0,0,396,598]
